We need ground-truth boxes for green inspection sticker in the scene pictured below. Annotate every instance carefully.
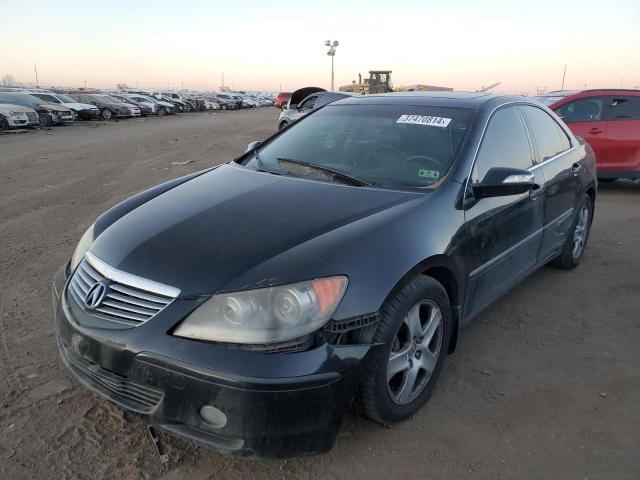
[418,169,440,180]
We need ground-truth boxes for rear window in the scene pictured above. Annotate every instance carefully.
[606,96,640,120]
[249,104,475,188]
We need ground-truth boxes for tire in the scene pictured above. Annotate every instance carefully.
[359,275,452,424]
[185,103,192,112]
[71,110,78,121]
[38,112,52,126]
[158,107,167,117]
[278,121,289,130]
[101,108,113,120]
[0,115,8,131]
[550,194,593,270]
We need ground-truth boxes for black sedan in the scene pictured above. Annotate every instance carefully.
[52,92,597,458]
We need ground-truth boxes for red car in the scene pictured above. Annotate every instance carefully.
[534,89,640,180]
[274,92,292,108]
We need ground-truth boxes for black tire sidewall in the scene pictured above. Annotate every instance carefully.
[361,275,452,423]
[555,194,593,269]
[101,108,113,120]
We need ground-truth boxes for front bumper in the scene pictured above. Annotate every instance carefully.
[52,264,376,458]
[7,115,29,127]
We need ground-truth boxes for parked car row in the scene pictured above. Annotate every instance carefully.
[0,87,278,130]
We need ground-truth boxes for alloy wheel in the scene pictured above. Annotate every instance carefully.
[572,204,590,259]
[387,300,443,405]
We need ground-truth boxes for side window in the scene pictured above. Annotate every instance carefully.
[520,105,569,162]
[299,95,317,110]
[556,97,604,123]
[472,106,533,182]
[607,96,640,120]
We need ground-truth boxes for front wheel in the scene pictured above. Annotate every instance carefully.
[101,108,113,120]
[38,113,52,126]
[551,194,593,270]
[0,115,8,131]
[158,107,167,116]
[359,275,451,424]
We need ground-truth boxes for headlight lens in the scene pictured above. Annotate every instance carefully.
[70,224,95,272]
[173,276,348,344]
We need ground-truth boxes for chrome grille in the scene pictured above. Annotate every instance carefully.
[67,252,179,328]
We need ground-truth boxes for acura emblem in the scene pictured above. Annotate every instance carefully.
[84,281,108,310]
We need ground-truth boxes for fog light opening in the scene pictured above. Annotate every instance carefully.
[199,405,227,429]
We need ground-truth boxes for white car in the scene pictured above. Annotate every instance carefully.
[25,91,100,120]
[0,103,39,130]
[128,94,176,115]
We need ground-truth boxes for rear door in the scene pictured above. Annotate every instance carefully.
[520,105,578,261]
[601,95,640,176]
[464,105,545,318]
[555,96,608,169]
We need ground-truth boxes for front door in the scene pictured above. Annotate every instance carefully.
[464,105,545,319]
[519,105,578,261]
[555,96,608,173]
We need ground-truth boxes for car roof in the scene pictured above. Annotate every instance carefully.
[333,91,526,110]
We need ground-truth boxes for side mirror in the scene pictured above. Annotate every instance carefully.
[471,167,535,199]
[245,140,261,152]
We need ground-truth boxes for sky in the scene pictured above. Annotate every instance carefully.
[2,0,639,94]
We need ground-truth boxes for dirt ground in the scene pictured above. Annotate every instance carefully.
[1,108,638,480]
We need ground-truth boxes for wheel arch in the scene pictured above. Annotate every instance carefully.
[381,255,465,354]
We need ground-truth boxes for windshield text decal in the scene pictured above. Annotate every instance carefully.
[396,115,452,128]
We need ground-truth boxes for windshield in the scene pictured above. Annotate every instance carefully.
[33,94,60,103]
[0,93,38,108]
[56,94,76,103]
[105,95,127,103]
[247,104,475,188]
[533,95,566,106]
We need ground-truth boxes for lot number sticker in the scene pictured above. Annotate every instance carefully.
[396,115,452,128]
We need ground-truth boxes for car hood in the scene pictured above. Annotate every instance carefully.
[90,164,420,296]
[39,103,71,112]
[63,102,98,110]
[64,102,98,110]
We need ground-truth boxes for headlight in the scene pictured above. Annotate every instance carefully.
[9,111,23,116]
[70,224,95,272]
[173,276,348,344]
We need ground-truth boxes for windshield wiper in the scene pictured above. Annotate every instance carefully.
[276,157,370,186]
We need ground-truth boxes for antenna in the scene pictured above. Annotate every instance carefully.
[561,64,567,90]
[34,63,39,86]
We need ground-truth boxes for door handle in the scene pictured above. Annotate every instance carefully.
[589,128,604,134]
[529,183,544,199]
[572,163,583,175]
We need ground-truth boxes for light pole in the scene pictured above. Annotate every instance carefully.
[325,40,339,91]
